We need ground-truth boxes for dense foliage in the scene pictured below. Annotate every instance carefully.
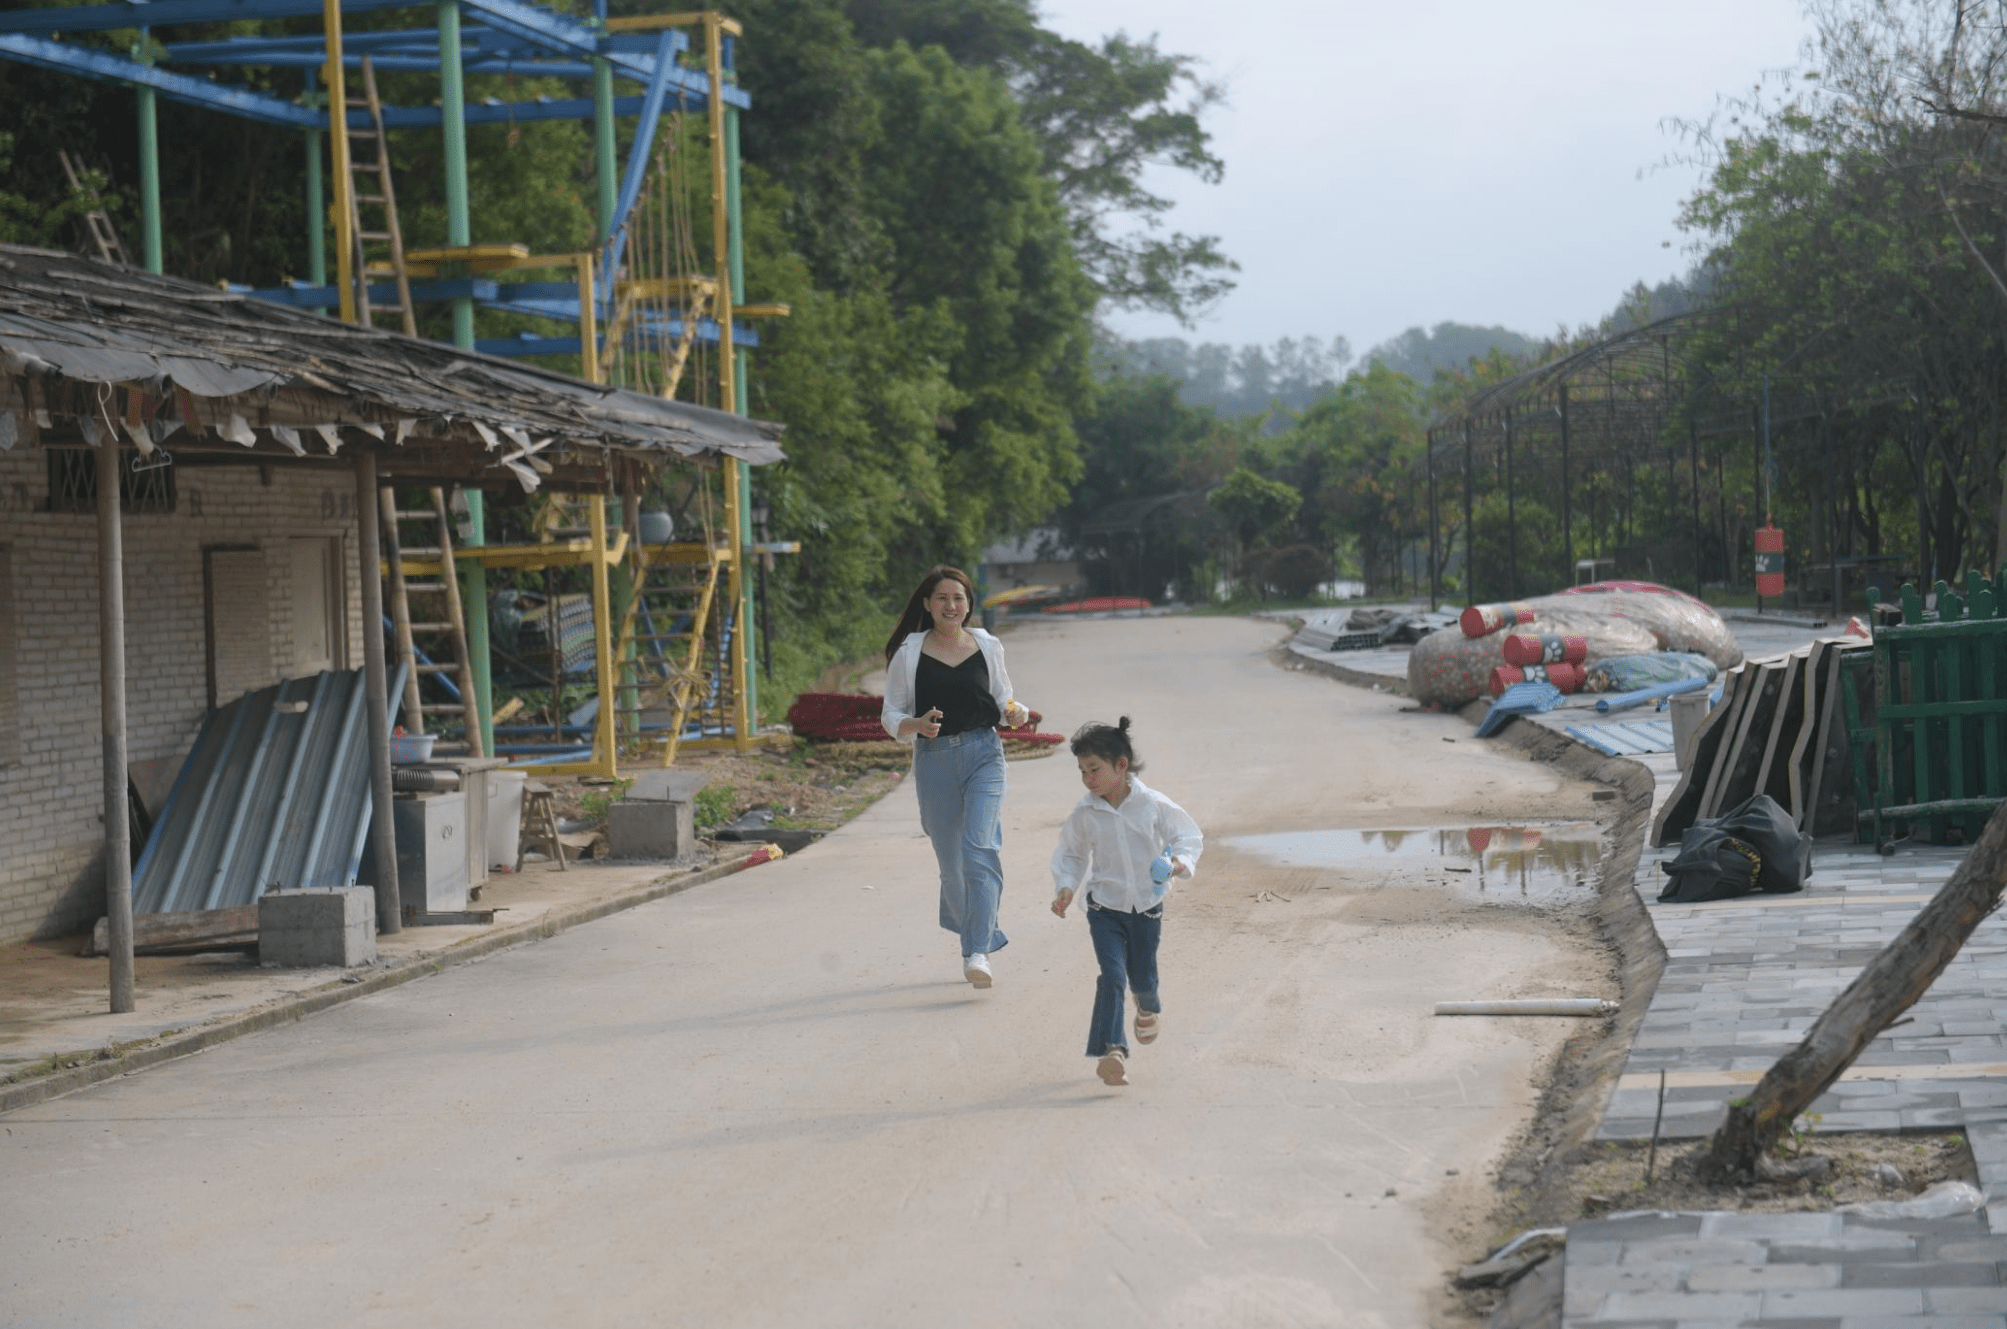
[1664,0,2007,592]
[0,0,1239,710]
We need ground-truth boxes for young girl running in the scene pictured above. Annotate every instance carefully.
[1050,718,1203,1086]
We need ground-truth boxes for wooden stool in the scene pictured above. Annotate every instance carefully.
[522,782,568,871]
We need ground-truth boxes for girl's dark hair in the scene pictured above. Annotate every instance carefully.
[1070,716,1143,773]
[883,565,978,662]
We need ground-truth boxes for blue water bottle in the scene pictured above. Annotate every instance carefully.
[1149,847,1174,898]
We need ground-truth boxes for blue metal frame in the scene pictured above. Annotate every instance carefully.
[0,2,747,124]
[0,33,322,128]
[2,1,751,361]
[0,0,417,33]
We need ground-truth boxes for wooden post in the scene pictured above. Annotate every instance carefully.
[97,432,135,1013]
[355,446,401,934]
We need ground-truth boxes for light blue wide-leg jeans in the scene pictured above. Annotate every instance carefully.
[912,728,1009,958]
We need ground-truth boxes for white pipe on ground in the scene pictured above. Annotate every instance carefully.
[1433,999,1617,1017]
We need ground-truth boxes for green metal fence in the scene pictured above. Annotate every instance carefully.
[1849,567,2007,847]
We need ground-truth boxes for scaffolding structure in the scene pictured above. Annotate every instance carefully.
[0,0,794,773]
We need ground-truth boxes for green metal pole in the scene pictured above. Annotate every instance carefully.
[438,0,473,348]
[135,37,162,274]
[725,102,756,726]
[303,66,326,290]
[438,0,493,758]
[593,57,618,244]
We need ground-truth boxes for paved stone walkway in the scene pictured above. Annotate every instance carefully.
[1289,607,2007,1326]
[1529,680,2007,1324]
[1565,834,2007,1328]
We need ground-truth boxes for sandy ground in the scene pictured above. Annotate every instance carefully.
[0,615,1615,1329]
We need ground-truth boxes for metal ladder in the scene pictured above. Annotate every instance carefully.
[343,56,417,335]
[57,150,130,266]
[380,486,484,757]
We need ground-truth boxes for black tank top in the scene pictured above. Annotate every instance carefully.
[916,650,1000,736]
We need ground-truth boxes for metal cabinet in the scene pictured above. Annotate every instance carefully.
[393,790,469,915]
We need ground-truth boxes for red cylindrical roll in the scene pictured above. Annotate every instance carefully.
[1502,633,1587,666]
[1460,601,1536,638]
[1488,662,1585,696]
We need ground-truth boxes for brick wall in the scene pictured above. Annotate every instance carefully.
[0,446,368,943]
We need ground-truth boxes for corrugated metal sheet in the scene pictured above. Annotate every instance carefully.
[1564,719,1675,757]
[133,664,407,914]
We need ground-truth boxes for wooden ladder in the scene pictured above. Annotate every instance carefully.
[380,486,484,756]
[57,150,130,266]
[343,56,417,336]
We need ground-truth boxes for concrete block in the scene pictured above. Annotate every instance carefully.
[607,798,695,861]
[259,887,377,968]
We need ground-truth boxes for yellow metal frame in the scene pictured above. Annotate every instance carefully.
[608,540,727,767]
[334,9,759,776]
[601,275,718,401]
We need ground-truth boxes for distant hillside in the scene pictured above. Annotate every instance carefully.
[1360,322,1544,382]
[1095,333,1353,421]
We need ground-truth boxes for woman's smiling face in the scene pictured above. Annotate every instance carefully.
[926,579,970,629]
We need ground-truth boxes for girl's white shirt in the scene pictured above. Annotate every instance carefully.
[880,628,1016,744]
[1050,775,1204,914]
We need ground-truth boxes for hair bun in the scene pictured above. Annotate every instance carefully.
[1116,716,1131,733]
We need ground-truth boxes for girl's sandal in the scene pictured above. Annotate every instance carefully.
[1135,1010,1159,1044]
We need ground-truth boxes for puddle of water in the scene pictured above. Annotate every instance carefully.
[1222,823,1604,905]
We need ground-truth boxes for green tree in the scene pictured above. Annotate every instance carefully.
[1267,361,1429,592]
[836,0,1236,320]
[1208,467,1301,554]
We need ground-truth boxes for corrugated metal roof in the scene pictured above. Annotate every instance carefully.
[0,245,783,487]
[133,664,407,914]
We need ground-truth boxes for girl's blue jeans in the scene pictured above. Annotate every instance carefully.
[1085,901,1162,1057]
[912,728,1008,959]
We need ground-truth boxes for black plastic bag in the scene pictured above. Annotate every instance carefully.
[1657,794,1812,904]
[1658,830,1762,903]
[1711,793,1813,894]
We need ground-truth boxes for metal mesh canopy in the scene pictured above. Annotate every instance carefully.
[1420,310,1777,603]
[1436,310,1725,436]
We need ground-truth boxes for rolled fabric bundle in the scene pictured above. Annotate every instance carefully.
[1488,662,1584,697]
[1460,601,1535,638]
[1502,633,1587,666]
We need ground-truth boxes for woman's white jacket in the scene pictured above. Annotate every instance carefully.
[880,630,1016,744]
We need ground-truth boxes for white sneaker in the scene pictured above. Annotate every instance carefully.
[964,953,993,988]
[1096,1049,1128,1085]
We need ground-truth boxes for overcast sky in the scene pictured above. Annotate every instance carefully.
[1036,1,1816,359]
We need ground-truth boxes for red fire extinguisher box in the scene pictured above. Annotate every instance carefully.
[1755,524,1785,597]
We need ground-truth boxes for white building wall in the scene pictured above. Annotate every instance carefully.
[0,445,365,943]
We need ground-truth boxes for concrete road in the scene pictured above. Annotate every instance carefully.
[1,617,1611,1329]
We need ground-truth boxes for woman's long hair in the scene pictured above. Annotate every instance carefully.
[883,565,978,662]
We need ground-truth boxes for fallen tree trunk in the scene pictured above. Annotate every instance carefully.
[1702,801,2007,1181]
